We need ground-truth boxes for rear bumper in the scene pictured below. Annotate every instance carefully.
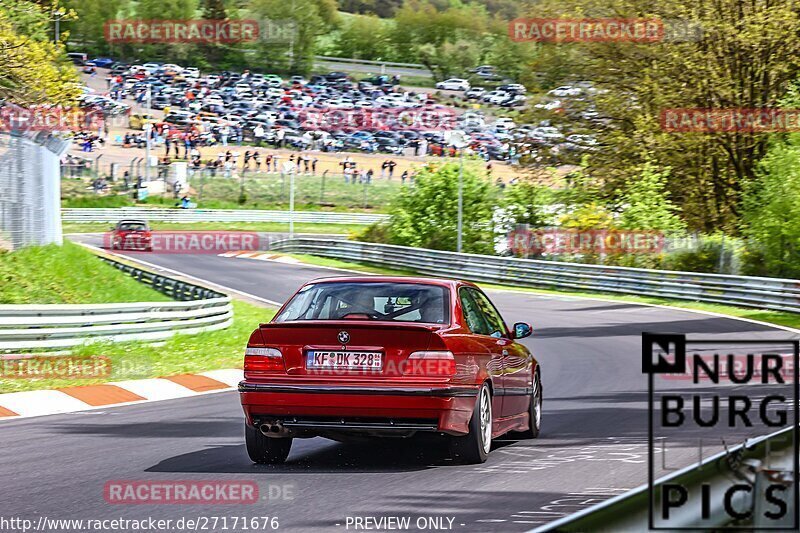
[239,381,479,435]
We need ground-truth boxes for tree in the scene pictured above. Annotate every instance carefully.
[199,0,228,66]
[248,0,337,74]
[518,0,800,232]
[377,162,496,254]
[332,15,390,60]
[0,1,79,105]
[202,0,226,20]
[502,178,557,228]
[617,163,685,232]
[739,138,800,277]
[63,0,126,54]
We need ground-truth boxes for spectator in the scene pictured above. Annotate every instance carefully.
[220,125,230,146]
[387,160,397,179]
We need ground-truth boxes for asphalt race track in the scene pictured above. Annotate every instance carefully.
[1,236,796,532]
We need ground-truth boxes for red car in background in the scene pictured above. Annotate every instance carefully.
[109,219,152,251]
[239,277,542,464]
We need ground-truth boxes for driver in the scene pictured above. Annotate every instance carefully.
[338,291,376,318]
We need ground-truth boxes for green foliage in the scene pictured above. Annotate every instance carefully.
[201,0,226,19]
[0,0,80,104]
[502,178,557,228]
[353,221,392,244]
[339,0,403,18]
[519,0,800,232]
[328,1,534,80]
[368,162,496,254]
[662,235,726,274]
[740,138,800,278]
[64,0,127,54]
[559,201,614,230]
[617,163,685,232]
[249,0,337,74]
[332,14,391,59]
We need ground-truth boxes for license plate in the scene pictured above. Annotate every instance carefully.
[306,351,382,370]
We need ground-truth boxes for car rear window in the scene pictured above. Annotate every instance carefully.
[275,282,450,324]
[118,223,147,231]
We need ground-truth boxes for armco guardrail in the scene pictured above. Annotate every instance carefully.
[62,208,388,225]
[530,427,796,531]
[0,256,232,350]
[267,238,800,314]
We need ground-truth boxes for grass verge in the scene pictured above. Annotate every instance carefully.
[0,241,170,304]
[283,253,800,331]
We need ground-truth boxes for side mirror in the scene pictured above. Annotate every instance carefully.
[513,322,532,339]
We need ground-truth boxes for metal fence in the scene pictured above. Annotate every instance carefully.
[267,238,800,314]
[62,208,389,225]
[0,255,232,351]
[0,132,70,250]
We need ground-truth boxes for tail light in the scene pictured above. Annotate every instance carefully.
[244,346,285,372]
[404,351,456,377]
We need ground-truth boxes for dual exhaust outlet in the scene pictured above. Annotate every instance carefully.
[259,421,287,436]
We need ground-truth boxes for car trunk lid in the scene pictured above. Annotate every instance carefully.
[255,320,446,379]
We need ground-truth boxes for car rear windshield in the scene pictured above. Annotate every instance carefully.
[275,282,450,324]
[118,223,147,231]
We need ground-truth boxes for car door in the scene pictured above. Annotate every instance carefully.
[458,288,505,417]
[467,288,531,417]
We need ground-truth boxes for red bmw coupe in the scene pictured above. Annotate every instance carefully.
[239,277,542,464]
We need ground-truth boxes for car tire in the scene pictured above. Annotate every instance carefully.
[449,383,492,464]
[518,370,542,439]
[245,424,292,465]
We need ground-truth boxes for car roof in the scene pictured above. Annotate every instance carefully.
[303,276,475,290]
